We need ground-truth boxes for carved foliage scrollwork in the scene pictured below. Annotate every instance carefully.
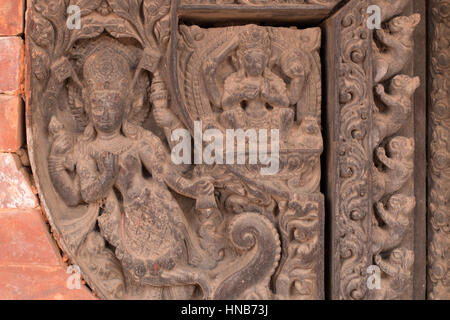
[175,23,324,299]
[332,0,421,300]
[333,0,372,300]
[428,0,450,300]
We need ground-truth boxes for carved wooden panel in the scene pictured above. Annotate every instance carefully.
[180,0,340,5]
[174,23,324,299]
[428,0,450,300]
[24,0,438,300]
[324,0,374,300]
[325,0,424,300]
[26,0,326,300]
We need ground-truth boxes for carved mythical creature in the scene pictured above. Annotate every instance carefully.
[373,136,414,202]
[373,75,420,146]
[78,231,125,299]
[373,248,414,300]
[370,0,412,22]
[373,14,421,83]
[48,39,216,299]
[372,194,415,255]
[275,195,321,299]
[367,1,420,301]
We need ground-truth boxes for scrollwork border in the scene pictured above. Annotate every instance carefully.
[428,0,450,300]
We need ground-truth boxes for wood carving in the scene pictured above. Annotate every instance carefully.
[373,14,421,83]
[175,23,324,300]
[372,136,415,202]
[372,195,416,256]
[428,0,450,300]
[373,247,414,299]
[27,0,324,300]
[181,0,340,7]
[369,0,420,300]
[326,0,422,300]
[24,0,434,301]
[325,0,373,300]
[370,0,411,23]
[373,75,420,146]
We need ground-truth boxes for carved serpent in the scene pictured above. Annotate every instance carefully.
[210,212,281,300]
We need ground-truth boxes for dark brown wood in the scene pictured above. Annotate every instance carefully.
[23,0,433,300]
[325,0,424,300]
[26,0,327,300]
[178,4,331,24]
[412,0,427,300]
[427,0,450,300]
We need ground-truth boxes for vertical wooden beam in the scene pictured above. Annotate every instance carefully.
[427,0,450,300]
[323,0,373,300]
[412,0,427,300]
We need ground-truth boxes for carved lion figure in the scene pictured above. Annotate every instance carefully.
[370,0,412,22]
[373,136,414,201]
[373,14,421,83]
[373,248,414,299]
[373,74,420,146]
[372,194,415,255]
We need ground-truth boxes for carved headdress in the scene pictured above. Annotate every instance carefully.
[81,38,138,96]
[67,38,151,134]
[237,25,271,57]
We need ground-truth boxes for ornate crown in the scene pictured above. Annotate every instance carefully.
[238,25,270,53]
[80,38,138,94]
[83,48,132,93]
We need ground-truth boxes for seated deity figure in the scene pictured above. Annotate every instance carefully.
[47,41,215,299]
[205,25,292,131]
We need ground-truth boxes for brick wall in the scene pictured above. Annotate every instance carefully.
[0,0,95,300]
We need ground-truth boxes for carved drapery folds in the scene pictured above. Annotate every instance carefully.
[428,0,450,300]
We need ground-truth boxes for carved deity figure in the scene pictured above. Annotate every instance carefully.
[198,24,322,165]
[48,40,216,299]
[203,25,291,131]
[174,24,324,299]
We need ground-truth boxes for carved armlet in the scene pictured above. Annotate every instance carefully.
[48,155,67,174]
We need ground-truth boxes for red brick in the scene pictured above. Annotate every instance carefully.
[0,209,62,267]
[0,153,38,209]
[0,265,97,300]
[0,0,24,36]
[0,95,23,152]
[0,37,23,94]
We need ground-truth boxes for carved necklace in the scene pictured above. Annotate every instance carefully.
[89,135,134,156]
